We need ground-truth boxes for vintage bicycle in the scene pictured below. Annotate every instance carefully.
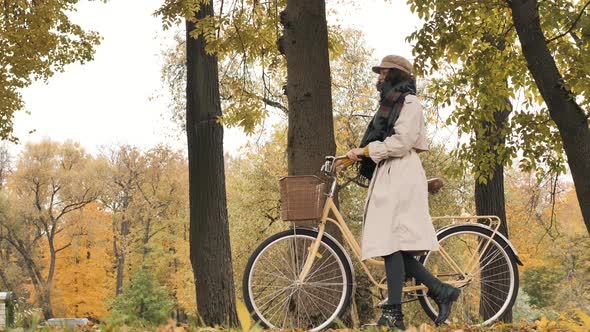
[242,155,522,330]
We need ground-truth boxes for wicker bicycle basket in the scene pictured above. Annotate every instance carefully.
[279,175,328,221]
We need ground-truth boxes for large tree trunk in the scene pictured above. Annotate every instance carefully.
[278,1,369,327]
[475,164,513,322]
[278,0,343,239]
[511,0,590,235]
[24,257,53,319]
[475,107,512,322]
[185,1,238,327]
[279,0,336,176]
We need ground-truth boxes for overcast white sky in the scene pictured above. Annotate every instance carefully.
[8,0,421,157]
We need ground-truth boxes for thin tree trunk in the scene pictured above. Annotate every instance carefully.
[40,284,53,320]
[185,1,238,326]
[114,217,128,296]
[511,0,590,235]
[115,253,125,296]
[142,218,151,260]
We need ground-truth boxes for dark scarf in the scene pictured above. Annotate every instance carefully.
[358,80,416,183]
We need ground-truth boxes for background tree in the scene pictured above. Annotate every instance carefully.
[407,0,590,235]
[505,168,589,318]
[0,145,10,186]
[0,0,102,141]
[100,145,146,296]
[135,145,187,262]
[181,0,239,325]
[510,0,590,235]
[404,0,590,319]
[0,140,101,319]
[50,203,114,319]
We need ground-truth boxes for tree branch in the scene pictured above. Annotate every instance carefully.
[55,242,72,253]
[546,0,590,43]
[55,191,96,221]
[262,97,288,113]
[147,225,169,242]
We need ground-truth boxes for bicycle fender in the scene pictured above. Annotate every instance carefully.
[436,223,524,266]
[297,226,357,284]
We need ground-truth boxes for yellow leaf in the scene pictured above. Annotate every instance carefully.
[236,297,252,332]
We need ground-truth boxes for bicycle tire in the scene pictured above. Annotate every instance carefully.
[242,228,353,331]
[417,225,519,326]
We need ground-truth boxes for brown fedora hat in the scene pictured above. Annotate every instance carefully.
[372,55,413,75]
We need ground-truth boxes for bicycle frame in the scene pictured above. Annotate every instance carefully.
[296,159,505,294]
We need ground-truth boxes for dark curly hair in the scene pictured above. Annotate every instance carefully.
[385,68,416,86]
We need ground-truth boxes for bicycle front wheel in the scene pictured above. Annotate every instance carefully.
[418,225,519,326]
[242,228,353,331]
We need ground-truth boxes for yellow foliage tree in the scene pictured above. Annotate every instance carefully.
[49,203,114,320]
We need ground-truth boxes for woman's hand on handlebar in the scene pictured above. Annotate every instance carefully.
[346,148,365,162]
[335,158,354,168]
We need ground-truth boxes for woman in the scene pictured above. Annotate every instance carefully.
[344,55,460,330]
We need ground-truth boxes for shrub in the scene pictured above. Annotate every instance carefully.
[107,267,174,326]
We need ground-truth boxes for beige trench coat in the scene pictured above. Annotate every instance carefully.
[361,95,439,260]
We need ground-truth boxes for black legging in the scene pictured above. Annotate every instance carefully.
[383,251,442,304]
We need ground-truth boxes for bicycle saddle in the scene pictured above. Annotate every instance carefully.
[427,178,444,193]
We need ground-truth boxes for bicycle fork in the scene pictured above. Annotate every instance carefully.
[297,222,326,283]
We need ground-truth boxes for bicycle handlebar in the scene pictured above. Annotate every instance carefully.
[321,155,352,176]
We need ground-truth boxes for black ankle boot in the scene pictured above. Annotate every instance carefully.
[427,283,461,326]
[377,304,405,330]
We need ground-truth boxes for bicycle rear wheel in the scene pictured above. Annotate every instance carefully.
[242,228,353,331]
[418,225,519,326]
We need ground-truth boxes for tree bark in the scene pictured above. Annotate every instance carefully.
[115,252,125,296]
[185,1,238,327]
[511,0,590,235]
[475,106,512,322]
[39,284,53,320]
[279,0,337,176]
[279,0,344,237]
[114,216,128,296]
[278,0,366,326]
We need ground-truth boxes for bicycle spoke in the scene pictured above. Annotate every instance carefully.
[253,268,291,282]
[304,275,344,285]
[246,232,349,331]
[420,229,516,327]
[266,285,297,322]
[301,284,343,302]
[279,242,298,279]
[260,254,293,281]
[300,286,330,321]
[301,287,340,309]
[305,252,336,280]
[256,285,293,311]
[306,260,341,282]
[299,289,315,328]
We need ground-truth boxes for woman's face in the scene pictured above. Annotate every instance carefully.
[378,68,390,83]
